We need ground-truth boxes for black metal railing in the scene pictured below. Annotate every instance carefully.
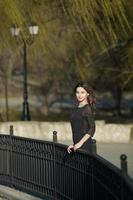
[0,127,133,200]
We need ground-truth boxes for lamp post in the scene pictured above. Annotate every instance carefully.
[11,23,39,121]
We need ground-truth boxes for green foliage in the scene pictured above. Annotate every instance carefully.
[0,0,133,120]
[60,0,131,47]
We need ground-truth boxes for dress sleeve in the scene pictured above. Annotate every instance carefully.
[83,106,95,137]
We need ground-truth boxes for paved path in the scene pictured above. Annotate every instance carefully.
[0,185,43,200]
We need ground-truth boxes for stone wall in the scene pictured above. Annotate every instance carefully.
[0,121,133,143]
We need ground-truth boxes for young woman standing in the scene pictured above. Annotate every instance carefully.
[67,82,96,153]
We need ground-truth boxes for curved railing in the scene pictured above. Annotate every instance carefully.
[0,128,133,200]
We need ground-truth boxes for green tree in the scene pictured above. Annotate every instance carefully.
[0,0,133,119]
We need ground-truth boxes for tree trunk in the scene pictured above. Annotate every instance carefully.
[4,75,9,121]
[112,85,122,116]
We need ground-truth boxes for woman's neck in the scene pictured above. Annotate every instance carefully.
[78,101,88,107]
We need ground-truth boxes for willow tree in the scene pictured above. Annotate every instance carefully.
[59,0,133,115]
[60,0,133,79]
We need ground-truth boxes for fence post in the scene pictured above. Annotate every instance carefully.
[10,125,14,136]
[53,131,57,199]
[120,154,128,175]
[53,131,57,143]
[9,125,13,187]
[92,139,97,154]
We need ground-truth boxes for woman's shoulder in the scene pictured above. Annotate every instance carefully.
[82,104,93,115]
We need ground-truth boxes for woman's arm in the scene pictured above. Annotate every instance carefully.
[67,133,91,153]
[73,133,91,151]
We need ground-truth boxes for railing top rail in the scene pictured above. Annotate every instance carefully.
[0,133,54,145]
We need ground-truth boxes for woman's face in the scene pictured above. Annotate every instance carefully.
[75,87,89,103]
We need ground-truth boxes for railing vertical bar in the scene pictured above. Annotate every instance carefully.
[29,141,31,189]
[45,144,48,195]
[27,141,29,188]
[53,139,56,199]
[35,142,37,191]
[91,156,94,200]
[15,139,17,186]
[38,142,41,191]
[38,142,40,191]
[27,141,30,188]
[41,145,44,193]
[25,140,27,189]
[31,141,33,190]
[42,144,45,194]
[33,142,36,190]
[9,126,14,187]
[9,126,13,188]
[52,145,54,196]
[20,139,22,186]
[12,138,15,186]
[18,139,20,186]
[25,140,27,188]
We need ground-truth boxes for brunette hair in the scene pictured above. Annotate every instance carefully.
[74,82,96,111]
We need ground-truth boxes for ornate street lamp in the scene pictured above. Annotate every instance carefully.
[11,23,39,120]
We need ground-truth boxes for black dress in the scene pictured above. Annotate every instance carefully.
[70,104,95,152]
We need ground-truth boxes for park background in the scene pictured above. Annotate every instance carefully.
[0,0,133,179]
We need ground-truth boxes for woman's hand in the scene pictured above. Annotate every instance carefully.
[67,141,84,153]
[67,144,74,153]
[73,141,83,151]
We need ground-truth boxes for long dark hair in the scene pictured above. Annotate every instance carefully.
[74,82,96,111]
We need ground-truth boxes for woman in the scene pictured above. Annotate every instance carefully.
[67,82,96,153]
